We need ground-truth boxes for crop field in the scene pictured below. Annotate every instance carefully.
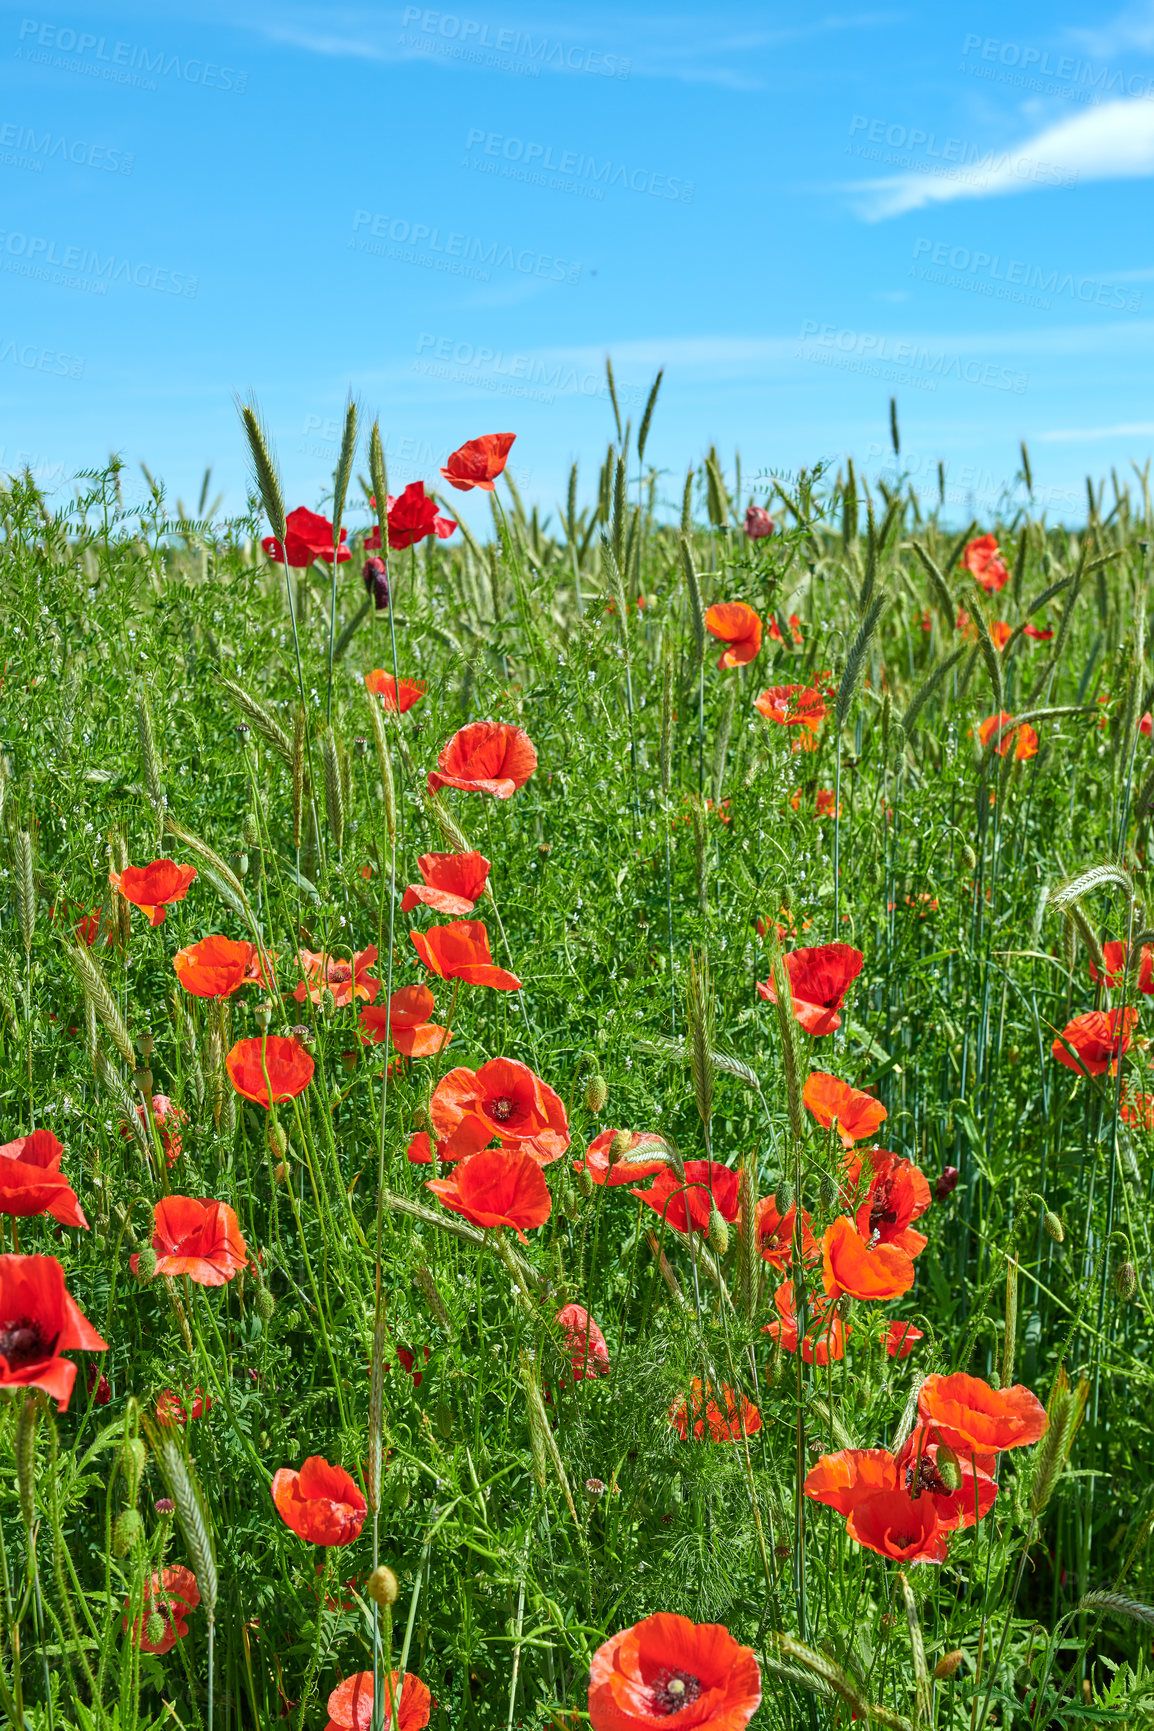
[1,386,1153,1731]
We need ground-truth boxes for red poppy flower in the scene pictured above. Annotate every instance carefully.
[366,483,458,551]
[364,672,427,713]
[0,1253,107,1409]
[272,1456,367,1547]
[754,1197,817,1269]
[325,1670,432,1731]
[173,935,270,998]
[754,684,826,731]
[134,1095,187,1168]
[410,920,521,989]
[131,1196,247,1287]
[631,1160,741,1236]
[440,431,516,492]
[988,620,1013,650]
[704,601,763,669]
[226,1035,315,1105]
[855,1149,932,1258]
[977,712,1038,759]
[962,534,1009,594]
[124,1566,200,1655]
[757,943,863,1035]
[156,1388,212,1424]
[822,1214,915,1301]
[74,907,101,946]
[1120,1089,1154,1130]
[1089,940,1154,994]
[895,1426,998,1528]
[802,1072,887,1146]
[401,851,491,915]
[804,1447,898,1514]
[387,1345,430,1389]
[295,946,380,1007]
[427,721,537,798]
[588,1612,761,1731]
[744,504,775,539]
[768,612,803,645]
[575,1128,670,1187]
[262,506,350,567]
[360,985,451,1058]
[0,1129,87,1229]
[884,1320,923,1358]
[426,1146,552,1240]
[556,1303,609,1382]
[109,859,197,927]
[918,1372,1049,1454]
[847,1488,948,1563]
[430,1058,569,1164]
[1024,623,1054,641]
[671,1378,762,1445]
[763,1281,848,1364]
[1052,1007,1137,1077]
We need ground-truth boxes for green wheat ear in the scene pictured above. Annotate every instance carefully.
[238,396,286,545]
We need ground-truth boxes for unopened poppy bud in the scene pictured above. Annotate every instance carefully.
[268,1121,288,1158]
[113,1508,143,1557]
[411,1105,430,1133]
[607,1130,632,1167]
[774,1179,794,1215]
[242,811,260,846]
[145,1610,168,1647]
[574,1165,594,1199]
[319,987,337,1016]
[934,1650,965,1681]
[744,503,775,540]
[274,1161,290,1184]
[1114,1260,1138,1302]
[962,843,977,870]
[134,1248,157,1282]
[253,1000,273,1032]
[707,1207,729,1256]
[585,1074,608,1114]
[1043,1209,1064,1243]
[367,1564,399,1606]
[563,1187,582,1221]
[934,1165,960,1203]
[124,1437,147,1490]
[935,1444,962,1493]
[1014,1664,1034,1691]
[255,1286,275,1320]
[818,1172,837,1213]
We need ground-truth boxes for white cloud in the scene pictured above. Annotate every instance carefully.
[852,97,1154,218]
[1038,421,1154,441]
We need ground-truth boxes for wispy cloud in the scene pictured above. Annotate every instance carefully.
[852,97,1154,219]
[1038,421,1154,442]
[1064,2,1154,56]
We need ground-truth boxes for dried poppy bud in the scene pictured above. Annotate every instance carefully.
[934,1650,965,1681]
[268,1122,288,1159]
[934,1165,960,1203]
[774,1179,794,1215]
[1114,1260,1138,1302]
[145,1610,167,1648]
[537,841,552,856]
[585,1074,608,1114]
[935,1443,962,1493]
[1043,1209,1065,1243]
[773,1541,791,1560]
[255,1286,275,1321]
[113,1508,143,1557]
[273,1161,290,1185]
[134,1248,158,1282]
[367,1565,399,1606]
[707,1207,729,1256]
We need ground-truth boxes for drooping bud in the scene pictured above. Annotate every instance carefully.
[268,1121,288,1159]
[363,555,390,611]
[934,1166,960,1203]
[707,1207,729,1256]
[962,843,977,871]
[319,987,337,1016]
[134,1247,158,1282]
[242,811,260,847]
[367,1564,399,1607]
[1114,1260,1138,1302]
[113,1508,144,1557]
[934,1650,965,1681]
[585,1074,608,1115]
[1043,1209,1065,1244]
[934,1444,962,1493]
[774,1179,794,1216]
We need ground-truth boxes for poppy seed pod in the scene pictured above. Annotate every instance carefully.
[253,1001,273,1032]
[585,1074,608,1115]
[134,1247,158,1282]
[708,1207,730,1256]
[366,1564,399,1607]
[934,1650,965,1681]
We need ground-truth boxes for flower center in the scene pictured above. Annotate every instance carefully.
[906,1457,948,1497]
[650,1669,702,1716]
[488,1095,516,1123]
[0,1317,57,1370]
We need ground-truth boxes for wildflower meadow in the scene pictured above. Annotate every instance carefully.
[3,384,1154,1730]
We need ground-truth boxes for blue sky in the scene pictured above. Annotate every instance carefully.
[2,0,1154,531]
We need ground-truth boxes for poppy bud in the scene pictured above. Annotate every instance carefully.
[268,1121,288,1158]
[242,811,260,846]
[134,1247,158,1282]
[744,503,775,540]
[934,1650,965,1681]
[124,1438,147,1490]
[935,1443,962,1493]
[367,1564,399,1606]
[575,1166,594,1199]
[707,1207,729,1256]
[1114,1260,1138,1302]
[145,1611,168,1648]
[1043,1209,1065,1244]
[255,1286,276,1321]
[774,1179,794,1215]
[320,988,337,1016]
[818,1172,837,1213]
[962,843,977,870]
[274,1161,290,1184]
[563,1187,582,1221]
[934,1166,960,1203]
[363,555,390,611]
[607,1130,632,1167]
[585,1074,608,1114]
[113,1508,143,1557]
